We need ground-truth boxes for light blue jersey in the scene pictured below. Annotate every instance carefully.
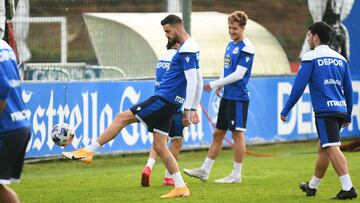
[0,40,30,133]
[155,38,200,105]
[155,49,177,92]
[223,38,255,101]
[281,45,353,121]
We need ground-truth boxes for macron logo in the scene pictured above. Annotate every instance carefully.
[246,57,250,62]
[10,110,31,122]
[185,56,190,63]
[175,96,185,104]
[22,90,33,103]
[327,100,346,107]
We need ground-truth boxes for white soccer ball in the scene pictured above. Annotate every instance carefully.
[51,123,74,146]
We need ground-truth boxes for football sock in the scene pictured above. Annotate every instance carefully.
[230,162,242,178]
[173,172,186,187]
[85,141,101,153]
[146,158,156,170]
[339,174,353,191]
[164,169,172,178]
[201,157,214,174]
[308,175,321,189]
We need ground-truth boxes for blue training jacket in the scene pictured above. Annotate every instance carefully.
[0,40,30,133]
[281,45,353,122]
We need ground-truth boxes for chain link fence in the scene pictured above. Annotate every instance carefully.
[8,0,310,81]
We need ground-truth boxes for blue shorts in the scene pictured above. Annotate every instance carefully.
[315,116,344,148]
[169,111,184,139]
[216,98,249,132]
[130,96,179,136]
[0,127,31,185]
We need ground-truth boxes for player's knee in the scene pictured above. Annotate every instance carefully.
[114,111,134,126]
[213,134,225,142]
[114,112,123,120]
[324,146,342,156]
[153,141,165,153]
[213,130,226,139]
[172,138,183,150]
[232,131,244,141]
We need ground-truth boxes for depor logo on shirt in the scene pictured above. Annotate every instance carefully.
[317,58,344,67]
[155,49,177,92]
[232,47,239,54]
[156,61,171,71]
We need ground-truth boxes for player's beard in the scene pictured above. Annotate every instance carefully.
[166,40,177,49]
[168,33,180,44]
[309,41,315,50]
[308,37,315,50]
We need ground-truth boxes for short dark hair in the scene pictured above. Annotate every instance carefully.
[161,14,183,26]
[308,21,334,44]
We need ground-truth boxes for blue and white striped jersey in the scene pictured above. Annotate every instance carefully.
[222,38,255,101]
[281,45,353,121]
[155,38,200,105]
[0,40,30,133]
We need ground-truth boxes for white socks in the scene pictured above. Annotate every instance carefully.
[201,159,241,178]
[145,158,156,170]
[309,175,321,189]
[340,174,353,191]
[164,170,172,178]
[308,174,353,191]
[230,162,242,178]
[173,172,186,187]
[201,157,215,174]
[85,141,101,153]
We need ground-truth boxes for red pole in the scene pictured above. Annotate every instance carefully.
[199,102,273,157]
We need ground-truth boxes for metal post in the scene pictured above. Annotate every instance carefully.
[61,17,67,63]
[182,0,191,36]
[13,17,67,63]
[167,0,181,12]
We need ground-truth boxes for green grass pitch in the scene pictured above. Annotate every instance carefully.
[11,141,360,202]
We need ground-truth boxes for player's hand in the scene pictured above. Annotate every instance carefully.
[280,115,287,122]
[190,110,200,124]
[215,87,223,97]
[182,110,191,127]
[342,122,351,128]
[203,83,212,92]
[343,116,351,128]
